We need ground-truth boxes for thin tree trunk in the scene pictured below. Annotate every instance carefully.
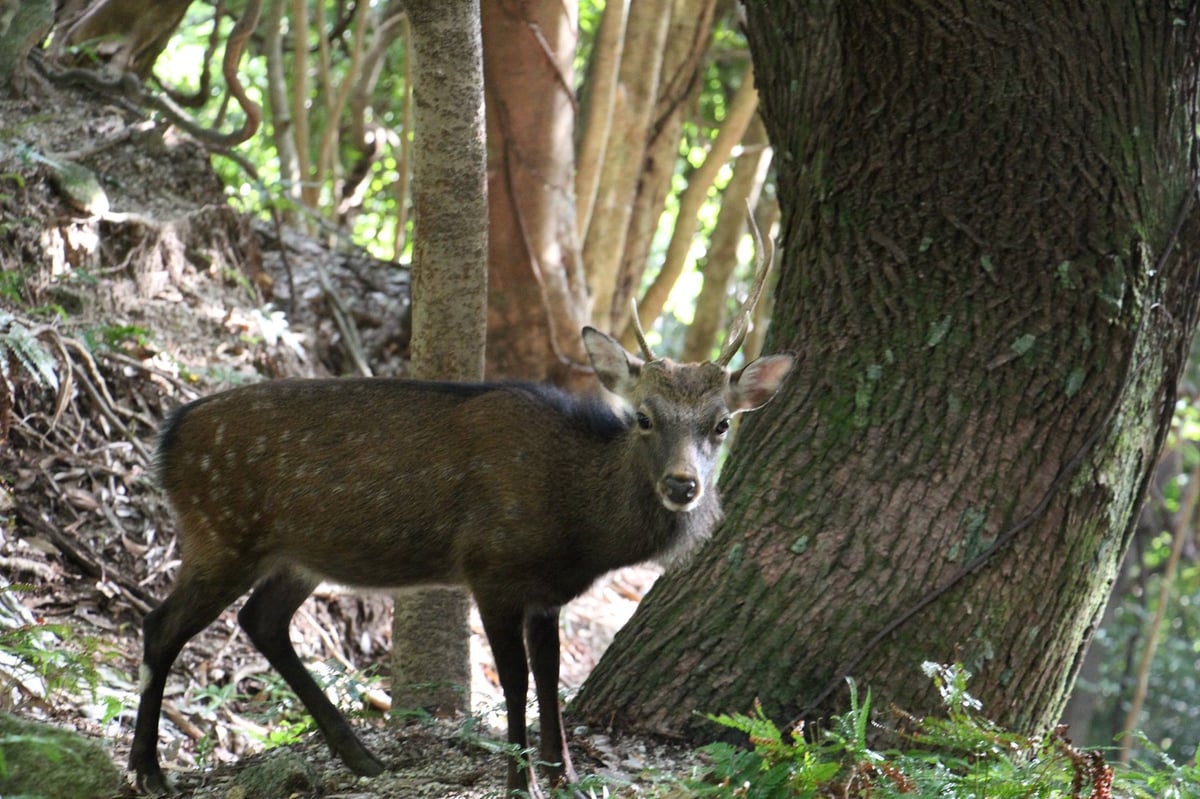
[349,0,406,149]
[575,0,628,247]
[315,0,369,217]
[581,0,672,333]
[622,64,758,350]
[1118,461,1200,762]
[607,0,718,340]
[576,1,1200,743]
[391,15,414,263]
[391,0,487,716]
[342,1,406,227]
[264,0,301,215]
[312,1,334,199]
[290,0,315,210]
[681,114,771,363]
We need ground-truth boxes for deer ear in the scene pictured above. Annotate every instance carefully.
[583,327,643,398]
[727,353,795,413]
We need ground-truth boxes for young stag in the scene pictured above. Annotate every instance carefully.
[130,279,793,796]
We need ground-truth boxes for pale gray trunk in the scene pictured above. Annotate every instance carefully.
[391,0,487,716]
[263,0,301,214]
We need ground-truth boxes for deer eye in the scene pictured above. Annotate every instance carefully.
[636,412,652,431]
[714,418,731,436]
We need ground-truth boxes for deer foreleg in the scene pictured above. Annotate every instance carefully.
[525,606,577,788]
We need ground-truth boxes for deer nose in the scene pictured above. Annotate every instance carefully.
[663,475,699,506]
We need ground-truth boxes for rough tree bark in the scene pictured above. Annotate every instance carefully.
[481,0,589,384]
[390,0,487,715]
[575,2,1200,742]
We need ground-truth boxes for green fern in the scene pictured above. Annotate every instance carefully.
[685,666,1193,798]
[0,310,59,392]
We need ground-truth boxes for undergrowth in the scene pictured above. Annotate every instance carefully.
[0,583,120,718]
[685,663,1199,799]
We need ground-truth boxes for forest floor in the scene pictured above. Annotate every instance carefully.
[0,80,705,797]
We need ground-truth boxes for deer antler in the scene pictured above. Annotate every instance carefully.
[716,206,773,367]
[629,298,656,361]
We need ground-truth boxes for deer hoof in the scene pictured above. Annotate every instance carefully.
[134,765,174,796]
[345,749,385,778]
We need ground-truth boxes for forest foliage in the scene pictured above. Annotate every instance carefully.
[146,0,766,358]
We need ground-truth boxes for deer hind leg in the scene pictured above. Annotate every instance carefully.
[525,606,578,789]
[237,567,384,778]
[130,561,256,795]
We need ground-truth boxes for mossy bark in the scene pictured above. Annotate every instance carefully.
[574,2,1200,741]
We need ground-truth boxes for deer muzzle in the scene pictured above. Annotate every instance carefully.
[660,473,701,511]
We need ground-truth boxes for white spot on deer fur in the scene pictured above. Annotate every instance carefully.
[214,422,226,445]
[199,455,212,473]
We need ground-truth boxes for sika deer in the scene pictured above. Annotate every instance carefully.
[130,271,792,797]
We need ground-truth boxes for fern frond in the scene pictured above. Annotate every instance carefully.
[0,314,59,391]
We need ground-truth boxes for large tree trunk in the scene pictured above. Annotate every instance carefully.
[575,2,1200,742]
[390,0,487,716]
[481,0,589,385]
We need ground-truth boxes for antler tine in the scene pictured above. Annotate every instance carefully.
[629,298,656,361]
[716,205,773,367]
